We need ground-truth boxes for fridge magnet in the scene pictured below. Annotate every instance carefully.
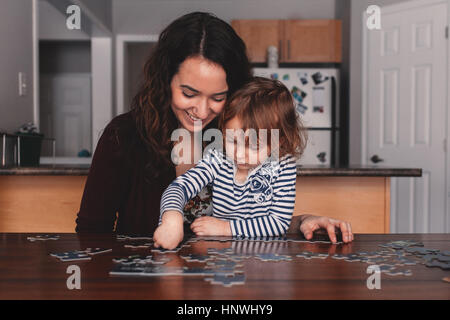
[291,86,307,104]
[317,152,327,163]
[311,72,330,85]
[296,103,308,115]
[297,72,308,85]
[282,74,289,81]
[313,106,324,113]
[270,73,279,80]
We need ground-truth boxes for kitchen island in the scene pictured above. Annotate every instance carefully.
[0,165,421,233]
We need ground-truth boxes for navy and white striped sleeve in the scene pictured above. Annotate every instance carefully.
[159,149,222,222]
[229,155,297,237]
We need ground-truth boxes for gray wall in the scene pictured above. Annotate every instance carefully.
[112,0,337,34]
[39,0,90,40]
[78,0,112,31]
[0,0,34,133]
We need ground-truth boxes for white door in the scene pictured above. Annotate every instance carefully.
[364,0,448,233]
[40,74,91,157]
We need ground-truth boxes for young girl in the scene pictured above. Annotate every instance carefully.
[154,77,307,249]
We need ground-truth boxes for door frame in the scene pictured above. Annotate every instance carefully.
[361,0,450,232]
[115,34,159,115]
[32,0,39,130]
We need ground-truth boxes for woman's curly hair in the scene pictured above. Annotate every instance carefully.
[130,12,252,179]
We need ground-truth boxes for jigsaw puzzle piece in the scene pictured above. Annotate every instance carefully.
[50,250,91,262]
[425,260,450,271]
[204,273,246,287]
[254,253,293,262]
[28,234,60,242]
[385,269,413,276]
[84,248,112,255]
[180,253,215,263]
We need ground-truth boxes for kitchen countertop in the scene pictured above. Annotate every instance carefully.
[0,164,422,177]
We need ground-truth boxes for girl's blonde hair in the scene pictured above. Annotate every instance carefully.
[219,77,307,159]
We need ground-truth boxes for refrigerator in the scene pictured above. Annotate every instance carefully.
[253,68,340,166]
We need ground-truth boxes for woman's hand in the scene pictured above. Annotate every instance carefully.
[299,214,354,244]
[191,216,231,236]
[153,211,184,249]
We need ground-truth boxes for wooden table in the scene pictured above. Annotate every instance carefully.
[0,233,448,300]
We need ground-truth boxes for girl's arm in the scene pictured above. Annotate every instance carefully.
[155,149,222,249]
[229,156,297,237]
[159,149,221,219]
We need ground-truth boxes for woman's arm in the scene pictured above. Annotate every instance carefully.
[75,125,126,233]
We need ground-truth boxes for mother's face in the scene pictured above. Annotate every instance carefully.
[170,56,228,132]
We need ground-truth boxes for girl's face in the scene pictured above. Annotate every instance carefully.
[170,56,229,132]
[224,116,271,171]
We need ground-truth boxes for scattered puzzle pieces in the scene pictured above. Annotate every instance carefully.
[254,253,293,262]
[180,253,215,263]
[27,234,60,242]
[84,248,112,255]
[296,251,328,260]
[379,240,424,250]
[116,235,153,241]
[110,265,186,277]
[124,242,153,249]
[151,244,185,254]
[50,251,91,262]
[113,255,171,265]
[107,236,448,282]
[385,269,413,277]
[405,247,440,255]
[207,248,234,256]
[205,259,243,275]
[204,273,246,287]
[425,260,450,270]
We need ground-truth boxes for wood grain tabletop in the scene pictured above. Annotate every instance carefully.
[0,233,448,300]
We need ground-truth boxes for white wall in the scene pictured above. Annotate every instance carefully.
[91,37,113,152]
[112,0,337,34]
[0,0,34,133]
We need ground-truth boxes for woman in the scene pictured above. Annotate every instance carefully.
[75,12,353,244]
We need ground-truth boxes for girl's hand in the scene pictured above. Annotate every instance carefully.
[153,211,184,249]
[191,216,231,236]
[299,214,354,244]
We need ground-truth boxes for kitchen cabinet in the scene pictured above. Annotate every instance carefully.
[231,19,342,63]
[283,20,341,63]
[231,20,284,63]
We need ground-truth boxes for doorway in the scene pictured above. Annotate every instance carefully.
[39,40,92,157]
[362,0,448,232]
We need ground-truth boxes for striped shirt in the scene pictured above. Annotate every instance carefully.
[160,149,297,237]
